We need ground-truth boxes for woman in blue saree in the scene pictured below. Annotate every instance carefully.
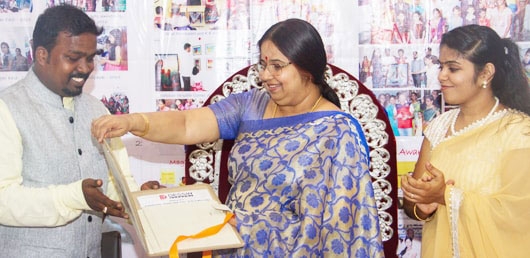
[92,19,384,257]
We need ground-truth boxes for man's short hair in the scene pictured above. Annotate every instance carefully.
[32,4,103,54]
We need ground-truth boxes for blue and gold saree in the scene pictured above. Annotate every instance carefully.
[210,89,383,257]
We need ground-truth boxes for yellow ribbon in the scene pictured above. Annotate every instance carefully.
[169,212,234,258]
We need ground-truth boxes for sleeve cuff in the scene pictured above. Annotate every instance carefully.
[57,179,91,210]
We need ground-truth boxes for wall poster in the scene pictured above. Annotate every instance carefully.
[2,0,530,257]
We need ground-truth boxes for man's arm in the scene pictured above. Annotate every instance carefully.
[0,99,90,226]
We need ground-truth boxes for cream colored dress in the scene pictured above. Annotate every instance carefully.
[422,109,530,258]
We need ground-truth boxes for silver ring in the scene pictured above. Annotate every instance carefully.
[410,193,415,199]
[102,206,108,214]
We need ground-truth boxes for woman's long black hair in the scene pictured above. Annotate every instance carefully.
[258,19,341,108]
[441,24,530,116]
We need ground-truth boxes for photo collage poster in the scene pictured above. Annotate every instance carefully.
[360,0,530,256]
[2,0,530,257]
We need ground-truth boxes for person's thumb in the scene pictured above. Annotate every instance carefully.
[425,162,442,178]
[83,178,103,188]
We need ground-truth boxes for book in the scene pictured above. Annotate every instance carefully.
[101,140,244,257]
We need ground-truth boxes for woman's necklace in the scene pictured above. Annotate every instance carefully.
[272,95,323,118]
[450,97,499,136]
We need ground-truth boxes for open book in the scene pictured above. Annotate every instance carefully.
[101,140,244,257]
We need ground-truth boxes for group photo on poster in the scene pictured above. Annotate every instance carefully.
[46,0,126,12]
[153,0,241,31]
[101,92,130,114]
[0,27,32,72]
[0,0,32,12]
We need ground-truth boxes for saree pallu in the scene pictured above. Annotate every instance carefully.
[422,109,530,258]
[215,111,384,257]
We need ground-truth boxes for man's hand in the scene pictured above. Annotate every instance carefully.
[82,178,128,219]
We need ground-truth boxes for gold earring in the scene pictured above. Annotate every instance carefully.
[482,81,487,89]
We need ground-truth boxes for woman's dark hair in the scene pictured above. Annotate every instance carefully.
[424,94,434,102]
[155,6,163,14]
[441,24,530,116]
[32,4,103,55]
[428,55,440,65]
[1,42,10,54]
[257,18,340,108]
[398,237,414,257]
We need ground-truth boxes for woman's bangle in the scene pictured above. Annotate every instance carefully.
[413,203,434,222]
[133,113,150,137]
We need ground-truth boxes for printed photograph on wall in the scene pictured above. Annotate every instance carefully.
[0,0,32,12]
[205,43,214,54]
[519,42,530,79]
[0,27,32,72]
[96,26,128,71]
[386,63,409,87]
[154,53,180,91]
[156,98,202,111]
[46,0,126,12]
[153,0,227,31]
[374,89,435,137]
[191,58,204,91]
[248,0,339,66]
[100,92,130,114]
[192,44,201,55]
[360,45,436,89]
[227,0,249,30]
[396,220,423,258]
[360,0,530,44]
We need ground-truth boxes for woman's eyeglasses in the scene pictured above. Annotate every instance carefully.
[254,61,291,76]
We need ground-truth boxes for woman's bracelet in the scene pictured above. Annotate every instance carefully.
[133,113,150,137]
[413,203,434,222]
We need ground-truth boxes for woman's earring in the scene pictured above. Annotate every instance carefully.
[482,81,487,89]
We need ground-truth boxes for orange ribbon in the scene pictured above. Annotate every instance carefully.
[169,212,234,258]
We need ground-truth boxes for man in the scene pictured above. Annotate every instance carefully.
[381,48,397,87]
[180,42,193,91]
[410,50,425,88]
[0,5,138,257]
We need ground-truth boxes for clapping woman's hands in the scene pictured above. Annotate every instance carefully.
[402,162,454,207]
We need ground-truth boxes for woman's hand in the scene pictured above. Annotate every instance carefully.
[140,180,166,190]
[91,114,136,142]
[401,162,453,206]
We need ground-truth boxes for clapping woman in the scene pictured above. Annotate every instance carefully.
[402,24,530,258]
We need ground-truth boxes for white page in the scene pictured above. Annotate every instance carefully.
[140,200,239,254]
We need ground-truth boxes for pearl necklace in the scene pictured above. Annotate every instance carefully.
[272,95,322,118]
[450,97,499,136]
